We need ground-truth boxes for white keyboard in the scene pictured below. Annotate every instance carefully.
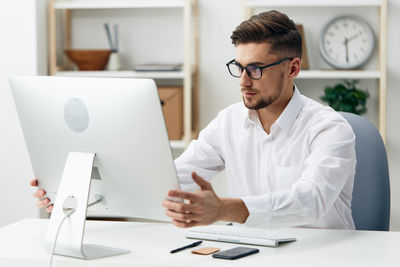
[185,225,296,247]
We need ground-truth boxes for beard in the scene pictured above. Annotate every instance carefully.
[243,94,279,110]
[242,79,284,110]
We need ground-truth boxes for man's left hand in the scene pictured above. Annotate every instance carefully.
[162,171,222,228]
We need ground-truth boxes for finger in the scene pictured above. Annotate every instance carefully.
[168,190,200,202]
[46,204,53,213]
[37,198,50,208]
[30,179,38,187]
[33,189,46,198]
[165,209,196,222]
[162,200,193,213]
[192,172,212,191]
[171,219,199,228]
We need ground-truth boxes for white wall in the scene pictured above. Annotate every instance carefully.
[0,0,47,227]
[385,0,400,231]
[1,0,399,230]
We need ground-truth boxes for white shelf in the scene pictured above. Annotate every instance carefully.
[170,140,185,150]
[297,70,381,79]
[55,70,185,79]
[54,0,187,9]
[246,0,382,7]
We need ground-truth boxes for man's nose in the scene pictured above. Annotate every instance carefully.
[240,69,252,87]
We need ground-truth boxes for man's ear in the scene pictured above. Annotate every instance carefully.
[289,57,301,79]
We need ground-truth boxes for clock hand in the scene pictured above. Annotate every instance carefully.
[347,33,360,43]
[344,37,349,63]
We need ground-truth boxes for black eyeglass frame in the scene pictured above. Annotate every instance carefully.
[226,57,293,80]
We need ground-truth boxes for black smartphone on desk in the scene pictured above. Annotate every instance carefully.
[212,247,259,260]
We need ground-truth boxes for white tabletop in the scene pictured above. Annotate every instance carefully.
[0,218,399,267]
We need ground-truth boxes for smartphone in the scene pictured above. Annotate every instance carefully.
[212,247,259,260]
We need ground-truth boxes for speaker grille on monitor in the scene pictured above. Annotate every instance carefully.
[64,98,89,133]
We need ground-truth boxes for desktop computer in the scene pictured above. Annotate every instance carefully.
[9,76,181,259]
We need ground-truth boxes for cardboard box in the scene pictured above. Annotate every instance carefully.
[158,86,183,140]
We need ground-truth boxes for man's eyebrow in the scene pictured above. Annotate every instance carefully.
[234,60,267,66]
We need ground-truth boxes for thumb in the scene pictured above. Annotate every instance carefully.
[192,172,212,191]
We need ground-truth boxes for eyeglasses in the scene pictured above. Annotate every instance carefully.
[226,57,293,80]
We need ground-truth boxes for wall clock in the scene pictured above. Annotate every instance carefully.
[319,15,375,69]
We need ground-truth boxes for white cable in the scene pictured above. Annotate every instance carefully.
[87,196,103,208]
[49,209,75,267]
[48,198,104,267]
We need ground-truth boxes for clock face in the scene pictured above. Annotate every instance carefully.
[319,16,375,69]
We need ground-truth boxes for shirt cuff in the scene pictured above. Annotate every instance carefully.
[240,194,273,227]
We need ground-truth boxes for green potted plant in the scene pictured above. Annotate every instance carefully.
[320,80,370,115]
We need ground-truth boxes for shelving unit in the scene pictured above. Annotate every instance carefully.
[53,0,186,9]
[55,70,186,79]
[48,0,199,150]
[298,70,381,79]
[242,0,387,141]
[245,0,383,8]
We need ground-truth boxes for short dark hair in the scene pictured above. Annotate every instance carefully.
[231,10,302,59]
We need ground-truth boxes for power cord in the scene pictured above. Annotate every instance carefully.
[48,197,104,267]
[49,208,75,267]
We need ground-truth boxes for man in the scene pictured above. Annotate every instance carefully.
[33,10,356,230]
[161,10,356,230]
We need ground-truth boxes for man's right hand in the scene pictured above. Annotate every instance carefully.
[30,179,53,212]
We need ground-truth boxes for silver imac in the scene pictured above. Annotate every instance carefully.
[9,76,181,259]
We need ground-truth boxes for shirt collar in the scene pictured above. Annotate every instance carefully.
[243,85,304,136]
[274,85,303,136]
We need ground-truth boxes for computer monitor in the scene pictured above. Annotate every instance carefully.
[9,76,181,259]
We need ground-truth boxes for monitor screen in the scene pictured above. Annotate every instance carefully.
[10,76,180,222]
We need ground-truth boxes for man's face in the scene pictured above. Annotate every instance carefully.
[235,42,290,110]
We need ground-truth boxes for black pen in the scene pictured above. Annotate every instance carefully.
[170,241,203,253]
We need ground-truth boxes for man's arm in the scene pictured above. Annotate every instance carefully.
[162,172,249,228]
[174,111,228,192]
[242,116,356,228]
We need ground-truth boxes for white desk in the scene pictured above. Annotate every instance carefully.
[0,219,399,266]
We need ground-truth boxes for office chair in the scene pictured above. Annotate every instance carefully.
[340,112,390,231]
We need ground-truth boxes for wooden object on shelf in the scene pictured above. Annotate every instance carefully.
[242,0,387,142]
[159,87,183,140]
[65,49,112,70]
[296,24,309,70]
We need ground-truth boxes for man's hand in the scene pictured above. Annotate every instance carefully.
[30,179,53,212]
[162,172,249,228]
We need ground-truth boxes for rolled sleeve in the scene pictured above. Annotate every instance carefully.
[241,195,273,227]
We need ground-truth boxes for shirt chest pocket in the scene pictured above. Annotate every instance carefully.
[273,164,303,190]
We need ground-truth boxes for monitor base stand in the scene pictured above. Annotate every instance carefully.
[44,151,130,259]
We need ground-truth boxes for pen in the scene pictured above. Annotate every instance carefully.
[170,241,203,253]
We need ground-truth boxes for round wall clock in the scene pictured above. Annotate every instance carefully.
[319,15,375,69]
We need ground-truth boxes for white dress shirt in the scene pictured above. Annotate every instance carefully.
[175,87,356,230]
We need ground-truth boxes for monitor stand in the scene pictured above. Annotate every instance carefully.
[44,151,130,259]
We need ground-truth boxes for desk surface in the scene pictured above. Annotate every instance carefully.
[0,218,399,267]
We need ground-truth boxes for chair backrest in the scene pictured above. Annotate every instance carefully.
[339,112,390,231]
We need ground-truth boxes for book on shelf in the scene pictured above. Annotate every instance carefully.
[133,63,182,72]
